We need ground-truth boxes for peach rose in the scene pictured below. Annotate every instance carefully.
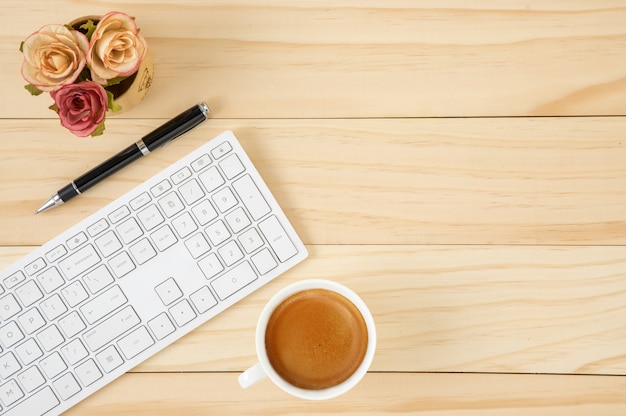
[50,81,108,137]
[21,24,89,91]
[88,12,148,84]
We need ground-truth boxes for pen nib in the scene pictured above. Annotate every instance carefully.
[36,194,63,214]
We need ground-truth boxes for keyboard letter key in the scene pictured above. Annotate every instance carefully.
[1,386,59,416]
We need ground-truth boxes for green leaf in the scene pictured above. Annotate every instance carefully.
[48,103,59,113]
[79,19,97,40]
[24,84,44,96]
[106,76,128,87]
[106,90,123,112]
[91,120,106,137]
[19,41,24,52]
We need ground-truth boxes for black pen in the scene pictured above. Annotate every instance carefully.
[36,102,211,214]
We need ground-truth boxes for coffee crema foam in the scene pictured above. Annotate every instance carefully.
[265,289,368,390]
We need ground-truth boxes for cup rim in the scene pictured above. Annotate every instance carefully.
[254,279,376,400]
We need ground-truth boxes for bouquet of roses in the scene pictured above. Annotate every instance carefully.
[19,11,148,137]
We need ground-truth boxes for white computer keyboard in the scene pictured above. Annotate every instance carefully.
[0,130,308,415]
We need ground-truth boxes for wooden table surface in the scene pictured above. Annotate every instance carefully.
[1,1,626,415]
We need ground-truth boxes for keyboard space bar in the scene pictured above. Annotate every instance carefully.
[4,386,59,416]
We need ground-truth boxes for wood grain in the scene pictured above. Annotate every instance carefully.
[63,372,626,416]
[1,2,625,415]
[2,244,625,375]
[1,118,625,246]
[1,1,625,118]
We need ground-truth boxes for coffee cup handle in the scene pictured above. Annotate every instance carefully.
[238,363,267,389]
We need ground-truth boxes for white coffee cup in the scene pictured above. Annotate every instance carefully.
[238,279,376,400]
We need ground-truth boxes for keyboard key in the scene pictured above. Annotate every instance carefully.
[190,286,218,313]
[0,351,21,378]
[219,153,245,179]
[17,366,46,393]
[108,205,130,224]
[83,265,115,294]
[137,204,165,231]
[172,212,198,239]
[96,345,124,374]
[59,244,101,280]
[169,299,196,327]
[151,224,178,251]
[150,179,172,197]
[158,191,185,218]
[37,325,64,351]
[116,218,144,244]
[233,174,271,220]
[179,178,205,205]
[83,305,140,352]
[25,257,46,276]
[238,228,264,254]
[191,153,211,171]
[148,313,175,341]
[15,338,43,365]
[15,280,43,307]
[18,308,46,334]
[86,218,109,237]
[211,261,257,301]
[0,379,24,407]
[39,294,67,321]
[118,326,154,359]
[36,267,65,294]
[0,293,22,320]
[191,199,218,225]
[95,230,123,258]
[198,165,224,192]
[218,240,244,267]
[155,278,183,306]
[67,232,88,250]
[1,386,59,416]
[53,372,81,400]
[212,187,238,212]
[61,338,88,365]
[205,220,231,246]
[75,359,103,387]
[211,141,232,159]
[225,206,251,233]
[45,244,68,263]
[4,271,25,289]
[130,191,152,210]
[184,233,211,259]
[58,311,87,338]
[80,285,127,325]
[0,321,24,348]
[129,238,157,265]
[108,251,136,278]
[61,281,89,308]
[197,253,224,280]
[171,166,192,185]
[259,216,298,262]
[251,248,278,275]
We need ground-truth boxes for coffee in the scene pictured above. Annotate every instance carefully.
[264,288,368,390]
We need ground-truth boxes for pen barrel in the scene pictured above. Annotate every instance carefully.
[142,103,209,152]
[73,144,144,193]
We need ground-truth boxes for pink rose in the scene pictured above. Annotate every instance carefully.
[51,81,108,137]
[88,11,148,84]
[21,24,89,91]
